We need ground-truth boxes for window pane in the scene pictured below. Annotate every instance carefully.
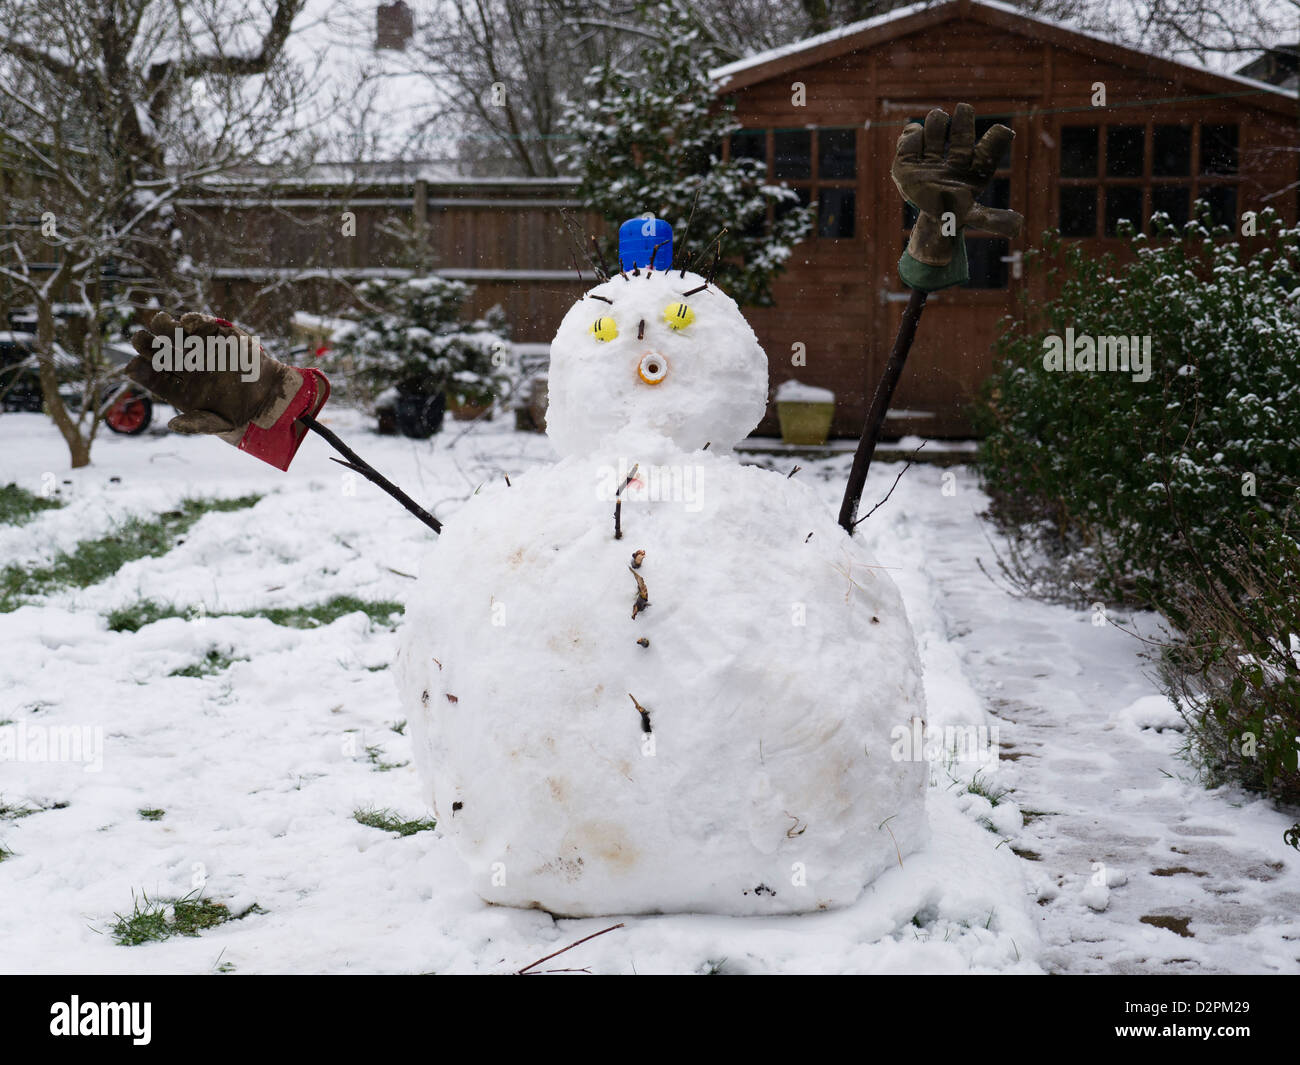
[817,188,855,238]
[1152,125,1191,176]
[1201,187,1237,228]
[1200,124,1238,175]
[966,237,1009,288]
[1105,185,1143,234]
[1059,185,1097,237]
[773,130,812,179]
[975,116,1014,170]
[818,129,856,180]
[1106,126,1145,177]
[1151,185,1190,229]
[730,129,766,164]
[1061,126,1098,178]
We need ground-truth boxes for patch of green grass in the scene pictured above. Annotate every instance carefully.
[109,890,173,946]
[106,595,404,634]
[106,600,187,633]
[171,897,236,936]
[255,596,404,630]
[0,796,42,820]
[138,808,165,822]
[1,495,261,612]
[0,843,14,862]
[169,648,243,678]
[964,771,1010,807]
[364,743,409,773]
[0,482,62,526]
[353,806,436,837]
[108,889,263,946]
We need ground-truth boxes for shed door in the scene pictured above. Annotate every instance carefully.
[872,101,1028,438]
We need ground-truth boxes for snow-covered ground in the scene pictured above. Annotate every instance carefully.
[0,408,1295,974]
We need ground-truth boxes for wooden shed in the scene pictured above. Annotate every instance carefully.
[712,0,1299,438]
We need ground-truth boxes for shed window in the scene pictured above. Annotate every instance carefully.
[819,128,856,180]
[773,130,812,180]
[1057,121,1240,237]
[1061,126,1099,178]
[1200,125,1239,175]
[1153,126,1192,176]
[727,127,857,239]
[1106,126,1144,177]
[730,129,766,164]
[1059,186,1098,237]
[817,188,855,238]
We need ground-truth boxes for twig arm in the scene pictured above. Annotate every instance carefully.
[298,414,443,534]
[837,288,929,533]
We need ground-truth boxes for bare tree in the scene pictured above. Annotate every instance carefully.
[0,0,317,467]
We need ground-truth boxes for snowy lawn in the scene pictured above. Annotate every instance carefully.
[0,408,1294,974]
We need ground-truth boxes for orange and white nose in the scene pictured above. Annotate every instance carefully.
[638,352,668,385]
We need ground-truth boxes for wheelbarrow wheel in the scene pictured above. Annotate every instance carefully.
[105,390,153,435]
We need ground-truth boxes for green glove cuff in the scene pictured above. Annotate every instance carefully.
[899,232,969,292]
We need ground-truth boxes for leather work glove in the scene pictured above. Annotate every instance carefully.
[890,103,1024,292]
[126,310,330,471]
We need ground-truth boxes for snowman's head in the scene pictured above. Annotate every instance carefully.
[546,264,769,457]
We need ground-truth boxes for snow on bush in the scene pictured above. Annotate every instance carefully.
[978,206,1300,820]
[325,276,511,407]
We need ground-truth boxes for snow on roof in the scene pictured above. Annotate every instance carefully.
[709,0,1299,102]
[710,0,935,84]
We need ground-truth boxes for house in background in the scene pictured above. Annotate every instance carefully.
[176,0,1297,440]
[711,0,1298,438]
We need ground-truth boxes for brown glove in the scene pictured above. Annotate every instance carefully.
[126,311,301,441]
[126,311,330,471]
[891,103,1024,268]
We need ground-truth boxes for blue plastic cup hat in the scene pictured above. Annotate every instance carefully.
[619,217,674,271]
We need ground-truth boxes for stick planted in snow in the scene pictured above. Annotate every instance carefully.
[838,288,928,533]
[613,463,639,540]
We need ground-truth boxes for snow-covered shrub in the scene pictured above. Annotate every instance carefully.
[326,276,511,407]
[977,208,1300,607]
[978,208,1300,816]
[1159,506,1300,809]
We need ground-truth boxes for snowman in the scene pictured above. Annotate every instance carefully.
[124,105,1020,917]
[394,220,929,916]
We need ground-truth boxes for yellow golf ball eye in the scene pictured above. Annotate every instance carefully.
[664,302,695,330]
[638,353,668,385]
[590,317,618,342]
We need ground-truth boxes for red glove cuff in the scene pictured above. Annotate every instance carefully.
[236,367,331,472]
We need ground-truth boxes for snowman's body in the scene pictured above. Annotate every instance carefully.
[397,262,927,916]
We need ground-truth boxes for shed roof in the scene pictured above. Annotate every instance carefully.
[710,0,1299,119]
